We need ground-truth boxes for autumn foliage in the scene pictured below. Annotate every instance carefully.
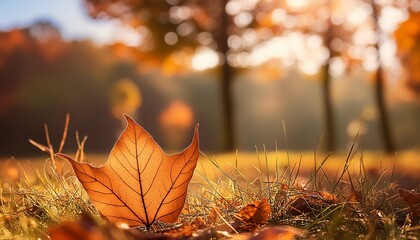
[57,116,199,229]
[395,12,420,91]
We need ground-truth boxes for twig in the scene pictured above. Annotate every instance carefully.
[58,113,70,153]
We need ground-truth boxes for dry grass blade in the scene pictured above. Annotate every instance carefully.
[28,139,50,153]
[332,131,359,192]
[28,114,71,173]
[75,131,88,163]
[58,113,70,153]
[44,124,55,162]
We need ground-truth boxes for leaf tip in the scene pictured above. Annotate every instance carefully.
[193,124,200,143]
[123,114,135,123]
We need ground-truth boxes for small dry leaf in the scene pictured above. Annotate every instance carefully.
[48,213,166,240]
[250,226,303,240]
[49,213,110,240]
[235,199,271,225]
[345,189,363,203]
[57,116,199,229]
[280,183,289,190]
[288,190,339,215]
[207,207,220,225]
[288,197,311,215]
[295,182,304,189]
[163,217,208,238]
[399,188,420,217]
[191,217,207,229]
[164,224,196,238]
[319,190,338,203]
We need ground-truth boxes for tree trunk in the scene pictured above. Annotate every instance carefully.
[374,67,395,153]
[372,1,396,153]
[323,63,335,152]
[323,4,335,152]
[217,0,235,151]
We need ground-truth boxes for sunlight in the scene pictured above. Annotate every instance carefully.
[226,0,259,15]
[164,32,178,45]
[110,79,142,119]
[347,120,368,138]
[169,6,193,24]
[271,8,287,24]
[286,0,310,10]
[234,11,253,27]
[379,6,407,32]
[160,101,194,129]
[380,39,398,68]
[113,25,145,47]
[345,3,371,27]
[329,57,347,77]
[228,31,328,73]
[226,0,241,15]
[299,60,320,75]
[191,46,219,71]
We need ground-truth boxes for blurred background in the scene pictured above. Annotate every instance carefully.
[1,0,420,157]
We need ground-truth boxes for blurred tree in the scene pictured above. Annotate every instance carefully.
[395,11,420,92]
[273,1,335,151]
[83,0,236,150]
[320,0,409,152]
[324,0,336,152]
[82,0,420,153]
[82,0,347,151]
[371,0,396,153]
[0,23,123,155]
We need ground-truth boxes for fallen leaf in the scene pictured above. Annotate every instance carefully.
[399,188,420,218]
[191,217,207,229]
[162,217,207,238]
[288,197,312,215]
[345,189,363,203]
[48,213,167,240]
[235,199,271,225]
[319,190,338,203]
[49,214,109,240]
[207,207,220,225]
[163,224,196,238]
[250,226,303,240]
[57,116,199,229]
[288,190,339,215]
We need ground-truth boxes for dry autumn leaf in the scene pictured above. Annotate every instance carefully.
[250,226,303,240]
[399,188,420,218]
[319,190,338,203]
[235,199,271,225]
[207,207,220,225]
[57,116,199,229]
[48,213,168,240]
[288,190,338,216]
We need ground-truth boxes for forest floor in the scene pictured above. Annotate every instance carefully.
[1,150,420,239]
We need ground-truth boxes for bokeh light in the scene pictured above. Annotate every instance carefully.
[110,79,142,120]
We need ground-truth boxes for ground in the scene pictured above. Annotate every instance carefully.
[1,150,419,239]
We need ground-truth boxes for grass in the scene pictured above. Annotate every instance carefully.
[0,118,419,239]
[1,147,419,239]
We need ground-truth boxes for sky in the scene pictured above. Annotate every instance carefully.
[0,0,141,45]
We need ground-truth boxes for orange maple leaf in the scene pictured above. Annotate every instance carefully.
[57,116,199,229]
[235,199,272,225]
